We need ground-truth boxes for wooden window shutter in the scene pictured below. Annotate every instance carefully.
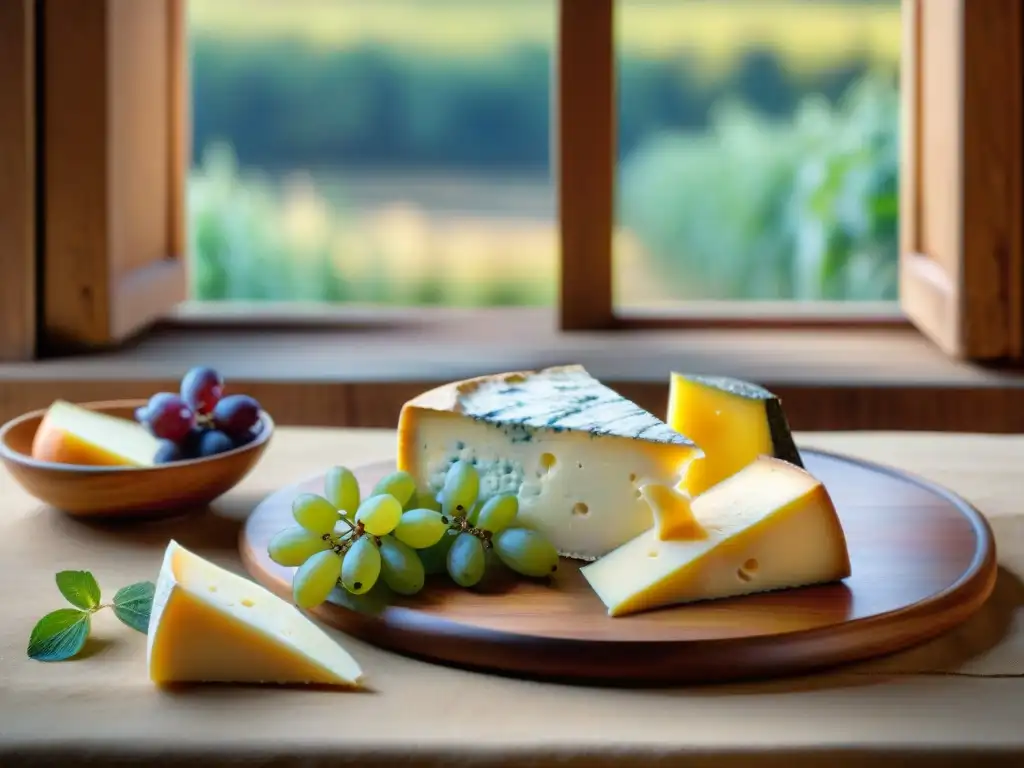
[899,0,1024,361]
[41,0,187,353]
[0,0,37,361]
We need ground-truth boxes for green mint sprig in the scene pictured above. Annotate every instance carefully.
[27,570,156,662]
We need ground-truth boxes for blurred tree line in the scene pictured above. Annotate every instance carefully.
[191,36,879,173]
[188,18,900,304]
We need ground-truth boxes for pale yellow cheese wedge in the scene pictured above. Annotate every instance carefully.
[147,540,363,687]
[31,400,161,467]
[580,456,850,617]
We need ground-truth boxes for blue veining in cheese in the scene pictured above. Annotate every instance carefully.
[397,365,702,560]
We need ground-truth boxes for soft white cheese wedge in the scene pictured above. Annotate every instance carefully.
[581,456,851,617]
[396,365,701,560]
[147,540,362,687]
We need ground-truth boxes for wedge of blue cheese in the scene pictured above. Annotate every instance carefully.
[397,365,701,560]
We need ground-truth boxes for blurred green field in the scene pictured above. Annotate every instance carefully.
[189,0,900,75]
[186,0,901,306]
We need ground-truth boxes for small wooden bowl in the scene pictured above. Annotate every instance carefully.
[0,399,273,518]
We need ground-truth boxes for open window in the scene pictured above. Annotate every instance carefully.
[0,0,1020,363]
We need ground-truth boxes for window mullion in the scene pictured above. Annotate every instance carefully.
[556,0,615,331]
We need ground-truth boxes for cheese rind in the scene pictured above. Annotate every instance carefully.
[31,400,161,467]
[147,540,362,687]
[397,366,701,561]
[580,456,851,617]
[668,374,802,496]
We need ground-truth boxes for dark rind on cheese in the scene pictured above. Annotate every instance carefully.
[763,398,803,468]
[456,366,696,447]
[677,373,803,468]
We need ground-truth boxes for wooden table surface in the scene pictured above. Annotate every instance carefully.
[2,428,1023,767]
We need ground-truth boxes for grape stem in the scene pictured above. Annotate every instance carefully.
[327,521,381,557]
[447,515,494,549]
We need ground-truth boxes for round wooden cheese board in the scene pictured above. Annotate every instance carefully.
[240,449,997,686]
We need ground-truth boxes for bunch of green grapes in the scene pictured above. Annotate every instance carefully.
[267,467,430,609]
[267,459,560,609]
[414,460,560,588]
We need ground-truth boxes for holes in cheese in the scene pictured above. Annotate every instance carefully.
[668,373,802,497]
[580,456,851,618]
[396,365,702,561]
[147,540,363,687]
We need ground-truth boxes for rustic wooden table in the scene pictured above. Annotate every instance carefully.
[1,429,1022,767]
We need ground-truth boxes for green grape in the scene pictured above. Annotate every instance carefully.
[324,466,360,517]
[475,494,518,534]
[354,494,403,536]
[466,498,485,525]
[268,526,331,567]
[446,532,486,588]
[341,535,381,595]
[394,508,449,549]
[378,535,426,595]
[292,549,342,609]
[406,489,441,513]
[417,532,455,575]
[492,527,560,578]
[292,493,341,535]
[441,460,479,518]
[370,470,416,508]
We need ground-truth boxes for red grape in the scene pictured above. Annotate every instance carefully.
[212,394,261,439]
[181,427,206,459]
[153,440,183,464]
[197,429,235,457]
[142,392,195,443]
[180,366,224,415]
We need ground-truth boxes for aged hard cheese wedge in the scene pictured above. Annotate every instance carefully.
[148,540,362,687]
[31,400,162,467]
[580,456,850,617]
[397,365,701,560]
[668,374,802,496]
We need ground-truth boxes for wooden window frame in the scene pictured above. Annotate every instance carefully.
[0,0,1020,363]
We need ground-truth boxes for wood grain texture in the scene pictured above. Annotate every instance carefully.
[900,0,1024,361]
[0,400,272,517]
[4,377,1024,435]
[240,451,997,685]
[0,0,37,362]
[4,312,1024,430]
[556,0,614,331]
[42,0,186,352]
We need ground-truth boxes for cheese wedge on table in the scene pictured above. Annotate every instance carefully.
[397,365,701,561]
[581,456,850,617]
[668,374,802,496]
[148,540,362,687]
[31,400,161,467]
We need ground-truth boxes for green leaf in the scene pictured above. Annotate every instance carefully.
[27,608,90,662]
[112,581,156,634]
[55,570,101,611]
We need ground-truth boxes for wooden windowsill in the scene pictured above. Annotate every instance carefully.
[4,308,1024,432]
